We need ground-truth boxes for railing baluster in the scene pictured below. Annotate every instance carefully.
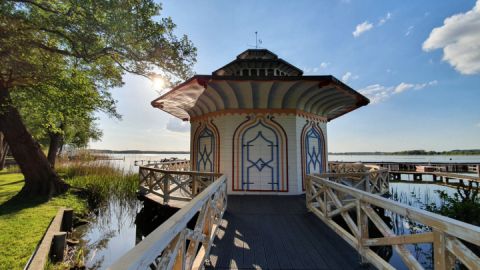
[433,229,448,270]
[192,175,197,197]
[164,173,170,204]
[111,163,227,270]
[356,200,369,264]
[306,172,480,270]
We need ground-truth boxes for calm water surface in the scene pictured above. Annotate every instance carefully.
[77,154,479,269]
[330,154,480,163]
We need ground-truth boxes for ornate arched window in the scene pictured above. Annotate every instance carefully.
[301,121,326,190]
[192,122,219,172]
[232,115,288,192]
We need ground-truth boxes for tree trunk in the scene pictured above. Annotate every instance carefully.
[47,132,62,168]
[0,85,68,197]
[57,140,64,157]
[0,132,9,170]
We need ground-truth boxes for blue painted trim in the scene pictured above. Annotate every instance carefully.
[305,126,324,175]
[196,126,215,172]
[241,119,280,191]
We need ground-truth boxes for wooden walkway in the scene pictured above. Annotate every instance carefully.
[207,195,370,270]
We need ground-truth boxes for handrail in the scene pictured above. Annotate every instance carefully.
[139,166,222,177]
[142,160,190,171]
[109,175,227,270]
[139,163,219,204]
[306,175,480,269]
[315,167,389,194]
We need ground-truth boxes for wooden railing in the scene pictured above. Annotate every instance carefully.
[109,174,227,270]
[319,165,389,194]
[139,163,222,204]
[306,175,480,270]
[143,159,191,171]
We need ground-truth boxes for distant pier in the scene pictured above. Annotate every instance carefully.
[331,161,480,190]
[331,161,480,175]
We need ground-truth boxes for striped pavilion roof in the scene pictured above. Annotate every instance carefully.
[151,75,369,121]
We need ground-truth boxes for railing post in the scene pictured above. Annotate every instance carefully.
[433,229,447,270]
[164,173,170,204]
[192,174,198,198]
[305,176,311,210]
[364,174,371,193]
[356,200,369,264]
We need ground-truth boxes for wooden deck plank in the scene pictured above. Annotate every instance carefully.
[277,214,313,269]
[214,212,239,269]
[250,216,269,269]
[289,214,330,267]
[260,214,293,270]
[254,215,281,270]
[207,195,372,270]
[294,213,354,269]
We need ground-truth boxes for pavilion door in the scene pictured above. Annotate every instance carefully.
[241,124,280,191]
[196,126,215,172]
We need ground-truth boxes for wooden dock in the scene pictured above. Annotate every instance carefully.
[330,161,480,177]
[207,195,369,269]
[389,170,480,190]
[389,171,480,182]
[110,162,480,270]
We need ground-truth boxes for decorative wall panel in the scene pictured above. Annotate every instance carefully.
[300,121,326,190]
[232,115,288,192]
[192,121,220,172]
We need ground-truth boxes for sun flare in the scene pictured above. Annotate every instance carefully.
[152,76,166,90]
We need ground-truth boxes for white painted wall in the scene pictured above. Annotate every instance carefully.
[191,113,328,195]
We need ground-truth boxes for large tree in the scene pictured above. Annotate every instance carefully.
[0,132,9,170]
[12,66,120,168]
[0,0,196,197]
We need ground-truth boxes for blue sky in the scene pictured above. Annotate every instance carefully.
[90,0,480,152]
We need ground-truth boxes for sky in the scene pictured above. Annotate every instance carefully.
[90,0,480,152]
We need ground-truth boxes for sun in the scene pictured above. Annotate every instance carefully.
[152,76,166,90]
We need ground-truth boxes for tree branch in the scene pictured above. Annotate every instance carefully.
[8,0,61,14]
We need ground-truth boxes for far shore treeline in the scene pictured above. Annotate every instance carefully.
[91,149,190,155]
[329,149,480,155]
[90,149,480,155]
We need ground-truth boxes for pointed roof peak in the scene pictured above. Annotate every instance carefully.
[236,49,278,60]
[213,48,303,76]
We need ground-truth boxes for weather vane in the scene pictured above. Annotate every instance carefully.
[255,31,262,49]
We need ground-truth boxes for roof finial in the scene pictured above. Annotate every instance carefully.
[255,31,262,49]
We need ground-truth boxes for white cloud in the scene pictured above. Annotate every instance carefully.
[378,12,392,26]
[405,26,414,36]
[353,21,373,37]
[320,62,330,68]
[342,71,359,82]
[353,12,392,37]
[166,117,190,133]
[423,0,480,74]
[393,82,414,93]
[359,80,437,104]
[476,122,480,127]
[303,62,330,74]
[359,84,392,104]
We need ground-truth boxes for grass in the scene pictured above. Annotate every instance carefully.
[57,161,139,206]
[0,173,87,270]
[0,159,139,269]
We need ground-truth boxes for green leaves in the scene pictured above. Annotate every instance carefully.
[11,65,119,147]
[2,0,197,147]
[1,0,196,88]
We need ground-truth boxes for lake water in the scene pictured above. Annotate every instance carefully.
[104,153,480,173]
[330,154,480,163]
[76,154,479,269]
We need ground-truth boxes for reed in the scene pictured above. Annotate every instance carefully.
[57,161,138,207]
